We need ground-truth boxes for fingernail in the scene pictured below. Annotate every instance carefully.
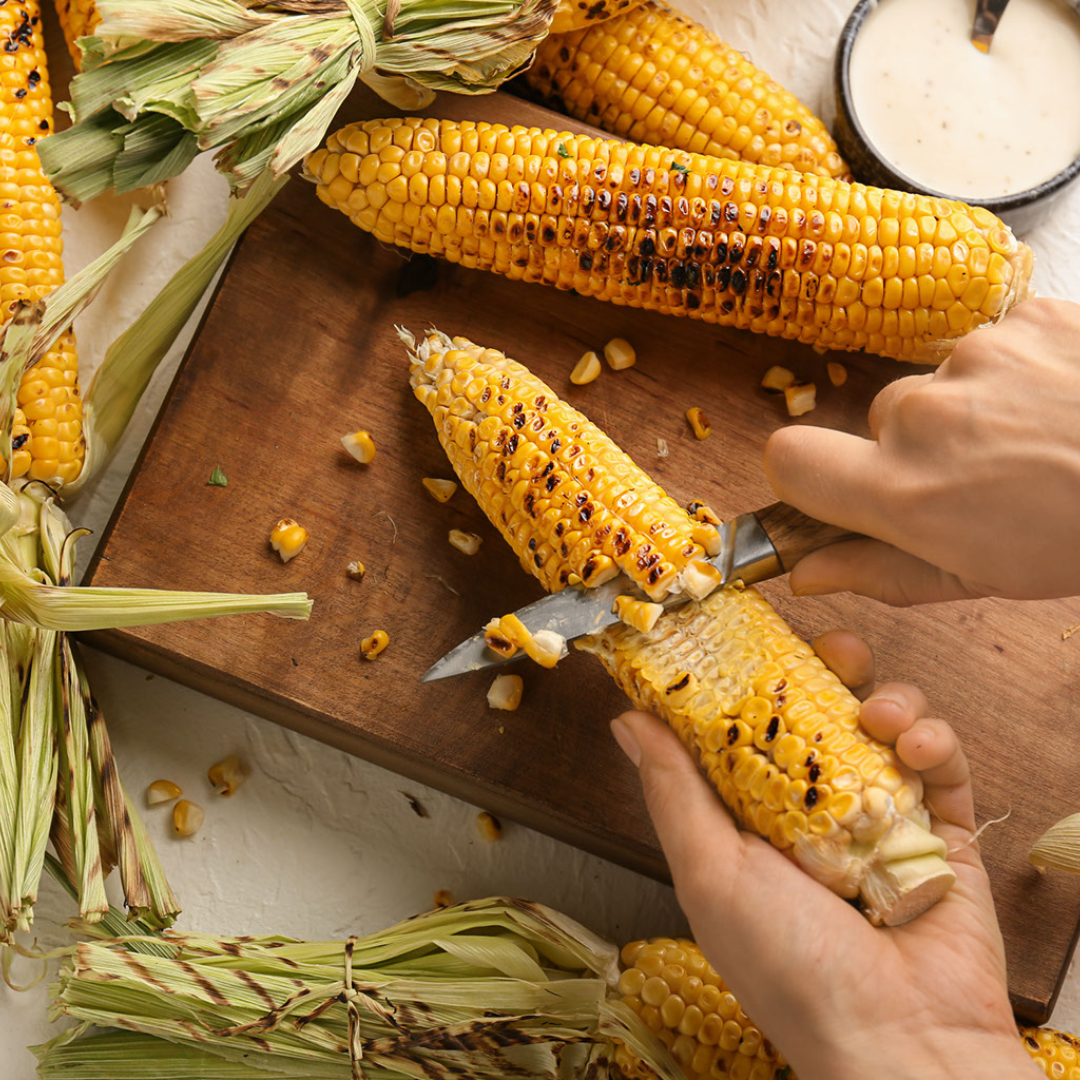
[610,718,641,767]
[865,691,905,711]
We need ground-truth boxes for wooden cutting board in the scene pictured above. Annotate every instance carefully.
[82,88,1080,1023]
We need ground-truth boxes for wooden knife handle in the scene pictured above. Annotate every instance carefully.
[754,502,861,573]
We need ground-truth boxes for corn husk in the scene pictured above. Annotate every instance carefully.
[34,895,683,1080]
[40,0,559,202]
[1031,813,1080,874]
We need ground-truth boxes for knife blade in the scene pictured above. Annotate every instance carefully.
[420,502,858,682]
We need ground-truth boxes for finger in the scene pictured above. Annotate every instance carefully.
[895,717,976,835]
[789,538,988,606]
[763,426,893,539]
[812,629,876,699]
[858,682,931,744]
[867,372,934,439]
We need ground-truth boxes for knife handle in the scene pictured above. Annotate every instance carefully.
[754,502,861,573]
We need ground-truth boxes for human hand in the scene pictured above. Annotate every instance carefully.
[763,298,1080,605]
[610,630,1037,1080]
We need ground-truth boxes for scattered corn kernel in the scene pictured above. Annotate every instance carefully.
[449,529,483,555]
[208,755,246,797]
[346,561,366,581]
[761,365,796,392]
[827,361,848,387]
[785,383,818,417]
[494,613,532,650]
[270,518,308,563]
[146,780,182,807]
[688,501,722,528]
[613,596,664,634]
[603,337,636,371]
[686,406,711,440]
[570,350,602,385]
[342,430,376,464]
[484,618,518,659]
[679,560,725,601]
[173,800,204,838]
[487,673,524,711]
[434,889,454,908]
[657,437,669,458]
[423,477,458,503]
[524,629,567,669]
[476,811,503,842]
[361,630,390,660]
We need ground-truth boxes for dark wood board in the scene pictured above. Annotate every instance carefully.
[83,89,1080,1023]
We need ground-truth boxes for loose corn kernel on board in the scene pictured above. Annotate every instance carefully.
[84,88,1080,1023]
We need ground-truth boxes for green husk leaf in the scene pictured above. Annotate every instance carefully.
[208,467,228,487]
[77,169,288,487]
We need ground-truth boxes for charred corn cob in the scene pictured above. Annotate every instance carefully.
[53,0,99,67]
[3,1,84,486]
[310,119,1033,363]
[552,0,647,35]
[617,937,789,1080]
[1022,1027,1080,1077]
[403,328,721,599]
[527,0,849,181]
[406,329,953,922]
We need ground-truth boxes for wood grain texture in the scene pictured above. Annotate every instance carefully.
[82,88,1080,1023]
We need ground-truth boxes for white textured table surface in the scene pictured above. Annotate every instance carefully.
[5,1,1080,1071]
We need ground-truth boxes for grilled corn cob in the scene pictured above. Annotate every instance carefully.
[407,329,953,922]
[403,328,721,599]
[2,1,84,486]
[527,0,849,181]
[552,0,647,35]
[1022,1027,1080,1077]
[617,937,789,1080]
[311,119,1033,363]
[53,0,99,67]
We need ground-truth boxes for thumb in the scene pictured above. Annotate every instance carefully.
[790,538,988,606]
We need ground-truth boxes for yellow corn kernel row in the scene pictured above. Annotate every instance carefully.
[617,938,789,1080]
[53,0,100,68]
[309,118,1033,363]
[527,0,849,181]
[2,1,84,487]
[1023,1027,1080,1078]
[579,584,954,924]
[551,0,647,35]
[403,328,721,599]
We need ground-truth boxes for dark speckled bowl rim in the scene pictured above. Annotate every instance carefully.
[834,0,1080,214]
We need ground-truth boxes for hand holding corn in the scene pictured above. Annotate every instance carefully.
[611,632,1039,1080]
[765,298,1080,606]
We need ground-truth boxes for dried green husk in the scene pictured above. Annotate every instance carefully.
[34,897,683,1080]
[40,0,559,201]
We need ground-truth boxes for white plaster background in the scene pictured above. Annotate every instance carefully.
[4,0,1080,1071]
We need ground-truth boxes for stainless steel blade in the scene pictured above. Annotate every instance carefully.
[420,510,783,682]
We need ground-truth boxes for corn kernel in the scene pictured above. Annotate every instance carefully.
[423,477,458,502]
[476,810,503,841]
[679,560,724,601]
[613,595,664,634]
[208,755,246,797]
[657,437,669,458]
[524,629,567,669]
[761,365,796,392]
[146,780,182,807]
[346,560,366,581]
[270,518,308,563]
[571,350,602,385]
[784,383,817,417]
[434,889,454,908]
[603,337,637,370]
[342,430,376,464]
[487,673,524,711]
[827,362,848,387]
[686,407,711,440]
[361,629,390,660]
[173,800,205,838]
[449,529,483,555]
[484,618,518,659]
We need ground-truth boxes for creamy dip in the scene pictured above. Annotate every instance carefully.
[850,0,1080,198]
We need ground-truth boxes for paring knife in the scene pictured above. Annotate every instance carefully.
[420,502,858,683]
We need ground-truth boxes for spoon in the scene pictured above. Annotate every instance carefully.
[971,0,1012,52]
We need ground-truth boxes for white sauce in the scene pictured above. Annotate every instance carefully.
[850,0,1080,198]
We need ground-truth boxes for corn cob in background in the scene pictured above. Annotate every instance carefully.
[525,1,850,181]
[403,329,953,924]
[53,0,99,67]
[311,120,1033,363]
[29,887,1074,1080]
[0,1,84,487]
